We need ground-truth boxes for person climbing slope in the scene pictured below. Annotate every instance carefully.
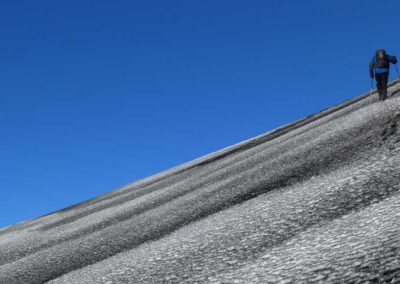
[369,49,397,101]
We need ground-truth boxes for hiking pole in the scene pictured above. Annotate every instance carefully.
[395,64,400,80]
[369,78,374,105]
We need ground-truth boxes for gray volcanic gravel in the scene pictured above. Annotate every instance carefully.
[1,81,400,283]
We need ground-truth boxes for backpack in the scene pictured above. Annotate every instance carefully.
[375,49,389,68]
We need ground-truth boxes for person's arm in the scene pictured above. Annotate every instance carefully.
[369,56,375,78]
[388,55,398,64]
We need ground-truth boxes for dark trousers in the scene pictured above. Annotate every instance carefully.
[375,72,389,101]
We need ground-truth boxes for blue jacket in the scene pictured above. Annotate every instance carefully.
[370,54,397,74]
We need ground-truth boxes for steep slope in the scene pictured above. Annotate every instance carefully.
[1,80,400,283]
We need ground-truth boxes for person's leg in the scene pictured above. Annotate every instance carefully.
[381,72,389,100]
[375,73,385,101]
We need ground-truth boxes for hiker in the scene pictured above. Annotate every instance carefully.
[369,49,397,101]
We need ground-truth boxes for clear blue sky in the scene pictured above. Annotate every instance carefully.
[1,0,399,228]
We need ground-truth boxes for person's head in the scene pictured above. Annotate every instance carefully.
[376,49,386,55]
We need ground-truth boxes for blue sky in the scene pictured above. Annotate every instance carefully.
[1,0,399,228]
